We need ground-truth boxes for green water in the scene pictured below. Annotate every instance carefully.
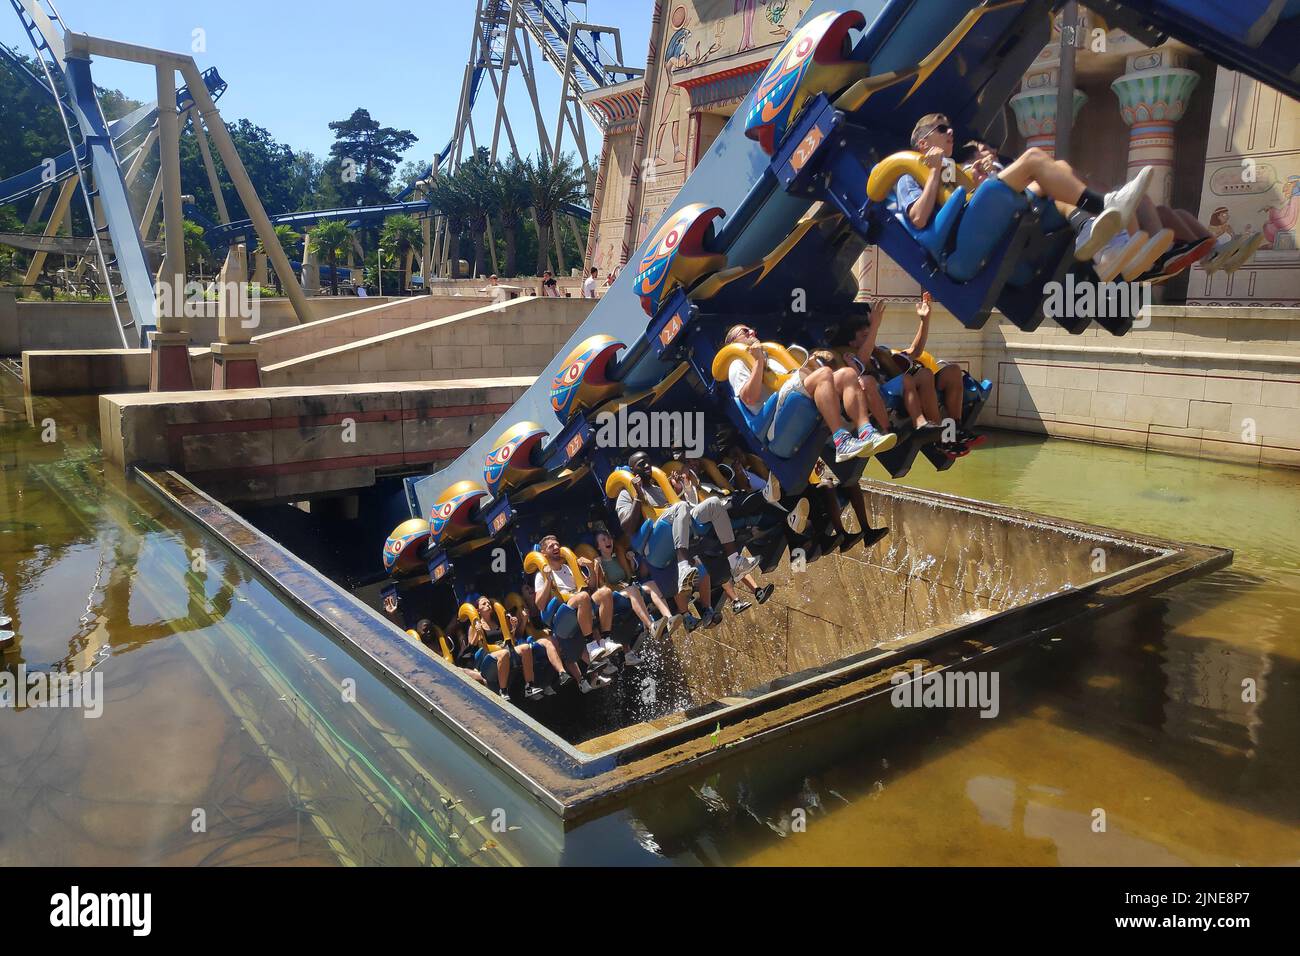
[3,375,1298,865]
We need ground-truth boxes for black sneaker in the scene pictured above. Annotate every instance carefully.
[730,598,752,614]
[754,583,775,605]
[915,422,945,443]
[862,526,890,548]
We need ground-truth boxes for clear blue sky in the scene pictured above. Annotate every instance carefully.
[3,0,651,167]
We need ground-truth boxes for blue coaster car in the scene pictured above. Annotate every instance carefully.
[864,151,1086,333]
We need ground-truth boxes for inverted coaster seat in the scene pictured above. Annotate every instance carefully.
[710,343,828,497]
[866,152,1080,332]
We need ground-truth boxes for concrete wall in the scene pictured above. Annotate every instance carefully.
[1,295,401,354]
[261,296,596,388]
[24,347,212,394]
[876,303,1300,470]
[100,377,532,503]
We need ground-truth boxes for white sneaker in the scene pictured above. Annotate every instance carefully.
[624,649,642,666]
[833,432,868,463]
[1093,231,1145,283]
[1102,165,1153,226]
[786,497,811,534]
[586,639,612,662]
[857,427,897,458]
[1074,209,1124,260]
[1221,232,1268,273]
[677,560,698,595]
[762,471,782,504]
[523,683,544,701]
[602,637,624,657]
[649,616,668,640]
[729,552,761,582]
[589,672,613,689]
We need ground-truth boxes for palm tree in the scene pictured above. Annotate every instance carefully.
[309,220,353,295]
[428,174,470,278]
[523,153,588,275]
[455,148,496,277]
[489,155,530,276]
[254,224,301,293]
[380,214,423,291]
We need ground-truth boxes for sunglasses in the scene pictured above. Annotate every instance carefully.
[922,123,951,139]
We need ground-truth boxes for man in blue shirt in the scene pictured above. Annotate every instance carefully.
[897,112,1152,261]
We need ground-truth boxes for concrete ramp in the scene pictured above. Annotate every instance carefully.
[259,296,595,387]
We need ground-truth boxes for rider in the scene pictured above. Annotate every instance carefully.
[532,535,616,693]
[826,294,974,455]
[665,457,776,612]
[902,112,1153,261]
[464,595,550,701]
[614,450,761,595]
[722,324,896,463]
[587,527,681,646]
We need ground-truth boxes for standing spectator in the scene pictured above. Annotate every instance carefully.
[540,270,560,297]
[483,274,509,305]
[582,266,599,298]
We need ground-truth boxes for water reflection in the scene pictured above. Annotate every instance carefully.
[4,363,1298,866]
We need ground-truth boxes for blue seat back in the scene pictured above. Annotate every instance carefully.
[766,389,821,458]
[945,179,1026,281]
[890,184,967,263]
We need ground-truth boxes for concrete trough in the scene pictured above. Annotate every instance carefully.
[135,468,1231,824]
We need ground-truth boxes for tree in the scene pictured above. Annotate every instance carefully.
[523,153,588,275]
[181,219,211,277]
[454,148,496,276]
[488,155,531,277]
[380,214,423,291]
[177,118,319,224]
[325,108,418,207]
[427,174,470,277]
[309,220,353,296]
[255,224,302,292]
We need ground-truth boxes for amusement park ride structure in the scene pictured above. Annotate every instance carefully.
[3,0,637,353]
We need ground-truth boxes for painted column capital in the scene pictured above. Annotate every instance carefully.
[1111,66,1200,126]
[1009,86,1088,155]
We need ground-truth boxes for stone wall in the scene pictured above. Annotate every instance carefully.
[99,378,532,502]
[872,303,1300,470]
[2,294,399,354]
